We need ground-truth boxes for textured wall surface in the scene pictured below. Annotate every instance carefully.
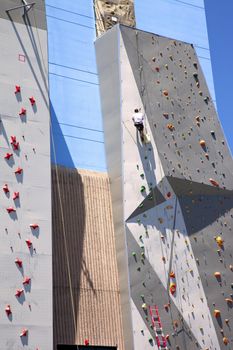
[52,166,124,350]
[0,1,52,349]
[46,0,216,172]
[96,25,233,350]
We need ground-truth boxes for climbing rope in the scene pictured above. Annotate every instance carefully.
[31,9,77,335]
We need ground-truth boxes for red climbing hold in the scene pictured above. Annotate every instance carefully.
[155,67,160,72]
[30,223,39,230]
[13,192,19,200]
[29,96,36,105]
[84,339,89,346]
[15,85,21,94]
[20,329,28,337]
[19,108,26,116]
[15,258,23,268]
[166,192,172,198]
[15,167,23,175]
[209,178,219,187]
[26,239,32,248]
[15,289,24,297]
[12,142,19,151]
[3,184,9,193]
[7,207,16,213]
[23,277,31,285]
[5,305,12,316]
[4,153,13,160]
[10,136,17,144]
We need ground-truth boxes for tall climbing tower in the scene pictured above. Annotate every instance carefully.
[96,24,233,350]
[0,1,52,349]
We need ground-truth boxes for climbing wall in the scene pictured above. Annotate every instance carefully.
[95,24,233,350]
[0,2,52,349]
[94,0,135,36]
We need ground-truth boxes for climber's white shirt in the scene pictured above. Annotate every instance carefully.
[132,112,144,124]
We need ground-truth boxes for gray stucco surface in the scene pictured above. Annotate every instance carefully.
[0,1,52,349]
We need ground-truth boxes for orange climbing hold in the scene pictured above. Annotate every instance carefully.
[163,90,169,96]
[199,140,206,147]
[223,337,229,345]
[214,272,221,278]
[170,271,175,278]
[225,298,233,304]
[169,282,176,295]
[214,309,221,318]
[209,178,219,187]
[167,123,174,131]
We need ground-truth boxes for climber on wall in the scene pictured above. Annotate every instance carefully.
[132,108,145,142]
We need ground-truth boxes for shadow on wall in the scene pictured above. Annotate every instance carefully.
[51,106,86,347]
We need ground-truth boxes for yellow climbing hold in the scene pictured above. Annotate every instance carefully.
[216,236,224,247]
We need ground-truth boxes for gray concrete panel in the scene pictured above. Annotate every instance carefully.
[96,24,233,350]
[0,8,52,350]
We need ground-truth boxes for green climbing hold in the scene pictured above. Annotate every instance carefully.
[139,203,144,208]
[140,186,146,192]
[132,252,136,257]
[140,173,144,179]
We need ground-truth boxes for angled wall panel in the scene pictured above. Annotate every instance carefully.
[96,24,233,350]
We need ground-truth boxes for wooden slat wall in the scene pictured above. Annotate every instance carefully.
[52,166,124,350]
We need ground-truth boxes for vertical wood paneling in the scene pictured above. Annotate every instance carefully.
[52,166,124,350]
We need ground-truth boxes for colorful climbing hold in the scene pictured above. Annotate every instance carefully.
[214,309,221,318]
[15,289,24,297]
[15,85,21,94]
[19,108,26,116]
[169,282,176,295]
[23,277,31,285]
[4,153,13,160]
[215,236,224,247]
[15,258,23,268]
[26,239,32,248]
[15,167,23,175]
[3,184,9,193]
[30,223,39,230]
[6,207,16,213]
[167,123,174,131]
[29,96,36,105]
[20,329,28,337]
[5,304,12,316]
[209,178,219,187]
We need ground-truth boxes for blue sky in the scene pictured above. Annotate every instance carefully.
[205,0,233,152]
